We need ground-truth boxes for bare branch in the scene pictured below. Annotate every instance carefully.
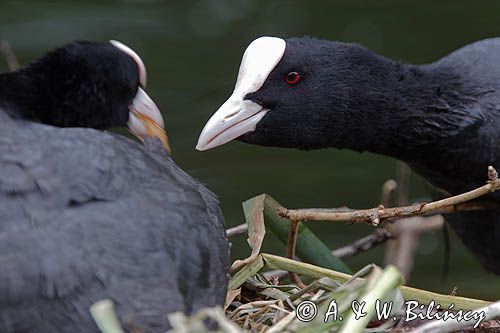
[380,179,397,207]
[285,220,305,288]
[385,163,413,277]
[396,161,411,205]
[329,215,443,261]
[226,223,248,238]
[278,166,500,224]
[332,228,393,259]
[0,41,20,71]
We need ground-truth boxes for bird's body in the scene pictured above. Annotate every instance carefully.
[0,41,229,332]
[0,113,229,332]
[198,36,500,274]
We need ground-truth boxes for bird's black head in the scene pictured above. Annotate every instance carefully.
[0,40,164,139]
[196,36,398,152]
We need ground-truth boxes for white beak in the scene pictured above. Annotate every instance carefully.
[110,40,147,87]
[127,87,165,139]
[196,36,286,151]
[109,40,168,150]
[195,96,268,151]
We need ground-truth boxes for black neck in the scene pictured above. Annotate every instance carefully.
[333,55,479,166]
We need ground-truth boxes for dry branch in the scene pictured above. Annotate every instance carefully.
[395,161,411,205]
[279,166,500,225]
[226,223,248,238]
[385,162,415,278]
[332,228,393,259]
[285,220,305,287]
[0,41,20,71]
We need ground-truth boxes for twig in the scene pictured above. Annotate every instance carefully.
[285,220,305,288]
[330,216,441,277]
[229,201,446,262]
[396,161,411,205]
[241,195,352,274]
[382,176,400,273]
[227,223,248,238]
[332,228,394,259]
[392,215,444,233]
[278,166,500,224]
[0,41,20,71]
[384,215,445,281]
[275,200,499,219]
[392,230,419,281]
[380,179,397,207]
[385,163,416,278]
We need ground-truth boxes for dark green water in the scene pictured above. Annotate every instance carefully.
[2,0,500,300]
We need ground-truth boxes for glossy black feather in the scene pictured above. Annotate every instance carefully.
[0,41,138,128]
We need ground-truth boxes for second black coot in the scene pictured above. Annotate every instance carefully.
[197,36,500,275]
[0,41,229,332]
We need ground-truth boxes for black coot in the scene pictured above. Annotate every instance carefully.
[197,36,500,275]
[0,41,229,332]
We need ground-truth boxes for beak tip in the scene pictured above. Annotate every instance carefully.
[195,141,208,151]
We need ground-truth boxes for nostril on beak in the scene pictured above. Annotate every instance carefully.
[223,110,240,121]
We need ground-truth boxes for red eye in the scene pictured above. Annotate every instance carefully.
[284,71,301,85]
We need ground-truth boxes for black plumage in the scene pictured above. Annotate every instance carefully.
[0,42,229,332]
[0,41,138,128]
[201,36,500,275]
